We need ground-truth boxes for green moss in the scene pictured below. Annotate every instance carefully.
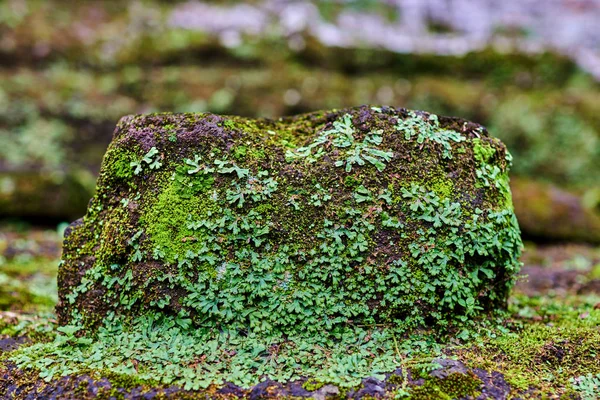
[223,119,236,130]
[232,145,247,159]
[344,175,361,188]
[469,138,514,211]
[141,175,218,264]
[417,172,455,201]
[247,148,266,161]
[174,164,215,198]
[456,293,600,395]
[94,369,160,392]
[472,138,496,165]
[94,109,518,330]
[386,374,403,385]
[429,179,454,200]
[487,320,600,390]
[253,203,274,214]
[302,379,325,391]
[409,372,482,399]
[103,147,136,181]
[96,206,134,265]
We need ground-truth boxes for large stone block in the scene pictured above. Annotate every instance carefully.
[57,106,522,334]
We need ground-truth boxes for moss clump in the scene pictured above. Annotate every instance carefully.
[15,106,521,389]
[409,372,482,399]
[140,176,218,264]
[302,378,325,391]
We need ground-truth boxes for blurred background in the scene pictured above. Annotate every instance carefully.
[0,0,599,313]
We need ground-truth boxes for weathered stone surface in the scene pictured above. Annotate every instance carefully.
[57,106,522,333]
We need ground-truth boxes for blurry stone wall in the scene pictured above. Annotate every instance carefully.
[0,0,599,242]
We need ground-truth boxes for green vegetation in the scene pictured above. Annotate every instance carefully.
[571,373,600,400]
[1,224,599,398]
[396,112,466,159]
[1,2,599,396]
[2,106,524,393]
[130,147,162,175]
[453,292,600,398]
[3,268,599,398]
[408,372,482,399]
[286,113,394,171]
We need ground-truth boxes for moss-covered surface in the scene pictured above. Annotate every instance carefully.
[0,106,525,394]
[3,300,598,399]
[1,225,599,398]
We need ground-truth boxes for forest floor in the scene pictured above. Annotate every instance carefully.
[0,222,599,399]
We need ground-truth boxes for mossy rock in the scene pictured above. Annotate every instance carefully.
[43,106,522,388]
[57,105,521,332]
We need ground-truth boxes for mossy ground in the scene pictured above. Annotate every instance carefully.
[1,226,598,398]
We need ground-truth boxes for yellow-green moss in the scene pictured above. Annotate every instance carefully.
[409,372,482,399]
[455,293,600,395]
[140,176,219,265]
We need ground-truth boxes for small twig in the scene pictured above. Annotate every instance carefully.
[391,332,409,392]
